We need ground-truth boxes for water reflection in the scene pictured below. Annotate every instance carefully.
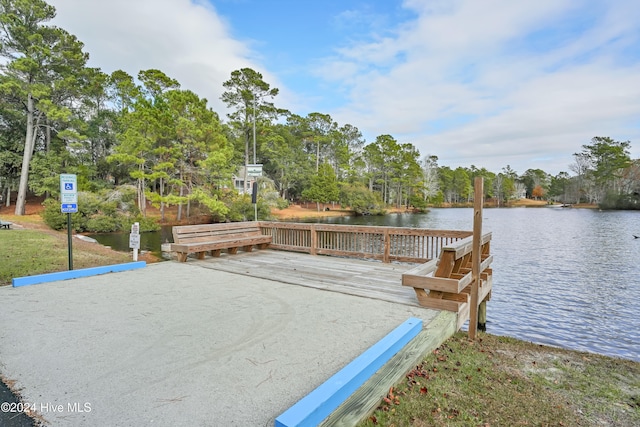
[88,226,174,258]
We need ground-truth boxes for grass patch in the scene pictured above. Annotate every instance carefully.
[359,333,640,427]
[0,228,130,286]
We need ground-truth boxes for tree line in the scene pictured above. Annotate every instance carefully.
[1,0,638,229]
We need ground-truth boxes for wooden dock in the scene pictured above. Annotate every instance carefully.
[174,221,493,331]
[195,249,421,307]
[192,248,459,425]
[168,212,492,424]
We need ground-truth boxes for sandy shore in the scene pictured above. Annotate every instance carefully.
[270,204,354,220]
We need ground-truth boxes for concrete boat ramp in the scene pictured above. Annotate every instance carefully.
[0,251,456,426]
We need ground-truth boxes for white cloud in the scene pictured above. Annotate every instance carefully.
[321,0,640,174]
[48,0,278,112]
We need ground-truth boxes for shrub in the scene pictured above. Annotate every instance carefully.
[409,195,428,211]
[122,215,161,232]
[189,188,229,222]
[599,193,640,210]
[41,187,160,232]
[226,193,272,221]
[261,188,289,210]
[339,183,383,215]
[42,198,70,230]
[275,197,290,209]
[105,185,139,215]
[86,215,121,233]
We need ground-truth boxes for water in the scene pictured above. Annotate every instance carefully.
[317,208,640,362]
[90,208,640,361]
[88,226,174,258]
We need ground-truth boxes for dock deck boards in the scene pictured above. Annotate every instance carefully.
[192,249,457,425]
[195,249,422,307]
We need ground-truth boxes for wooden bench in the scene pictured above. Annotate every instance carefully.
[402,232,493,330]
[171,222,272,262]
[0,220,12,229]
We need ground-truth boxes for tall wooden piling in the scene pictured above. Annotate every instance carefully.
[469,177,483,339]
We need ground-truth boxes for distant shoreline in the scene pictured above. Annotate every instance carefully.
[269,199,598,220]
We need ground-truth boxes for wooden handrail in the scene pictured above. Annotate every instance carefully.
[258,221,473,263]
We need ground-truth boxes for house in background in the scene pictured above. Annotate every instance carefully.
[233,166,247,194]
[232,165,263,195]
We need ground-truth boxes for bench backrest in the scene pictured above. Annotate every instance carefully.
[172,222,263,244]
[435,232,492,278]
[440,232,491,259]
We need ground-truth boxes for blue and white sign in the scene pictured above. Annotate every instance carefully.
[60,174,78,213]
[61,203,78,213]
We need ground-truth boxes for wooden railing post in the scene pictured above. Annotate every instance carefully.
[469,177,483,339]
[310,224,317,256]
[383,229,390,263]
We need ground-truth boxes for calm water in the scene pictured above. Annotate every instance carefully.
[319,208,640,362]
[88,226,174,258]
[90,208,640,361]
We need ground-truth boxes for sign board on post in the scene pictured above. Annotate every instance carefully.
[129,222,140,261]
[246,164,263,177]
[129,233,140,249]
[60,173,78,270]
[60,174,78,213]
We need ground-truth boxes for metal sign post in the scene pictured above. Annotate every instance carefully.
[251,181,258,221]
[60,174,78,271]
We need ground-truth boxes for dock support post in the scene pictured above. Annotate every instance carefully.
[478,299,487,332]
[469,177,483,339]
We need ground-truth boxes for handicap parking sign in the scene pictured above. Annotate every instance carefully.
[60,174,78,211]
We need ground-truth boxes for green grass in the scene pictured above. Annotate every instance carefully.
[0,228,130,286]
[358,333,640,427]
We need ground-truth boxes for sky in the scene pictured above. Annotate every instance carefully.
[48,0,640,175]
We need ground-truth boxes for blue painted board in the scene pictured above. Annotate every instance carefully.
[275,317,423,427]
[12,262,146,287]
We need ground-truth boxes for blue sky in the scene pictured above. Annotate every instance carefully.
[49,0,640,175]
[211,1,417,112]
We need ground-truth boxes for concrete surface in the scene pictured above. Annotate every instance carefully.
[0,261,439,426]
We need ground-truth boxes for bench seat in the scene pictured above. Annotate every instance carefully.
[402,255,493,294]
[401,232,493,330]
[171,222,272,262]
[0,220,12,229]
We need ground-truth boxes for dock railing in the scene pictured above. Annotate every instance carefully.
[258,221,473,264]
